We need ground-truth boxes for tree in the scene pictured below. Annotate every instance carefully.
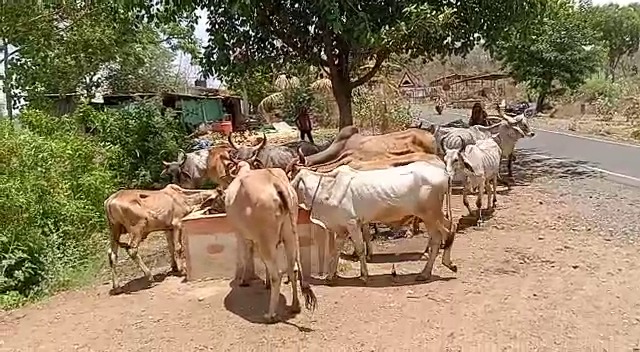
[0,3,199,106]
[586,4,640,81]
[180,0,543,128]
[494,0,603,111]
[102,28,190,93]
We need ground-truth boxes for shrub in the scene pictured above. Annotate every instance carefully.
[1,100,189,308]
[79,99,189,188]
[353,87,414,133]
[0,112,116,307]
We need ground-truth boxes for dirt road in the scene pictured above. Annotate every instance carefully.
[2,170,640,351]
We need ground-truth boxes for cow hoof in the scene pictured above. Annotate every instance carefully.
[290,303,301,314]
[415,274,431,282]
[359,276,368,285]
[239,280,251,287]
[448,265,458,273]
[263,313,279,324]
[109,286,123,295]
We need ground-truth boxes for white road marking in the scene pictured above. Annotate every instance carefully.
[532,127,640,148]
[529,153,640,183]
[442,110,640,148]
[432,110,640,182]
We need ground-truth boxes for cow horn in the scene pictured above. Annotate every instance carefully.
[254,132,267,152]
[162,160,170,166]
[227,132,239,150]
[296,146,306,165]
[177,150,187,166]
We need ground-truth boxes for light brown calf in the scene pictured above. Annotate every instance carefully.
[104,185,222,291]
[225,161,317,323]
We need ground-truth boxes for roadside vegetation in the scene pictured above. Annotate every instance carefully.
[2,0,640,308]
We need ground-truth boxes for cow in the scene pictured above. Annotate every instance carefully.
[227,132,330,170]
[104,185,223,291]
[430,116,533,178]
[161,149,210,189]
[203,144,237,189]
[290,161,456,283]
[444,135,502,223]
[225,160,317,323]
[301,127,438,167]
[288,148,447,259]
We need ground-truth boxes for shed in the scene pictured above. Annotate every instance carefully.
[42,91,244,133]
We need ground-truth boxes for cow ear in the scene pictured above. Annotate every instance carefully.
[252,158,265,169]
[180,170,192,181]
[162,160,170,166]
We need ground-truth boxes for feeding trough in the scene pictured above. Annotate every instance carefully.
[181,208,332,282]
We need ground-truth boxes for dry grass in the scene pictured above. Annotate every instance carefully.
[534,102,640,145]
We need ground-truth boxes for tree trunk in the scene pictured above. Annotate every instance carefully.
[536,93,546,113]
[330,75,353,129]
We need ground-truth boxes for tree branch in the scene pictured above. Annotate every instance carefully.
[350,51,388,89]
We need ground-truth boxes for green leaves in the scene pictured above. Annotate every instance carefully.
[1,2,198,103]
[584,4,640,80]
[494,0,603,102]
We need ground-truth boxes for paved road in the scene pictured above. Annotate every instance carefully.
[420,108,640,187]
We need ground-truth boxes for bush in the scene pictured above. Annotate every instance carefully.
[79,99,189,188]
[353,87,414,133]
[0,100,190,307]
[0,112,116,307]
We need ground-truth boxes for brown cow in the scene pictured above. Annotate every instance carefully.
[225,160,317,323]
[104,185,223,291]
[204,144,236,189]
[302,127,437,167]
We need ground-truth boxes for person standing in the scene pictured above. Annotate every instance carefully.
[295,105,314,144]
[469,102,489,127]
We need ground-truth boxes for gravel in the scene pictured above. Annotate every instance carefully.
[513,157,640,245]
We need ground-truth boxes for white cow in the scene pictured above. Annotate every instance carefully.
[444,135,502,223]
[290,161,456,283]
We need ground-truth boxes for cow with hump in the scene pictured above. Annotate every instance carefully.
[224,156,317,323]
[290,159,457,283]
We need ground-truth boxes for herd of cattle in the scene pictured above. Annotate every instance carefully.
[103,110,535,322]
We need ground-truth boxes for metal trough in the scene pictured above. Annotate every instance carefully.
[181,209,332,282]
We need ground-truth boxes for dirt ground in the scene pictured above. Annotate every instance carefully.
[2,179,640,351]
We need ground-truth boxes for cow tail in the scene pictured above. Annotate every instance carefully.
[276,184,317,311]
[442,178,455,250]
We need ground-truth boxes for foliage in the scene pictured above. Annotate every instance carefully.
[578,77,623,103]
[280,81,330,128]
[0,112,116,306]
[584,4,640,81]
[0,2,199,106]
[79,100,189,188]
[494,0,603,109]
[0,100,190,307]
[353,87,414,133]
[101,29,190,93]
[161,0,543,128]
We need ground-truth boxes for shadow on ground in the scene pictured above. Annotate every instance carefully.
[309,273,455,288]
[109,270,183,296]
[224,279,313,331]
[510,148,601,185]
